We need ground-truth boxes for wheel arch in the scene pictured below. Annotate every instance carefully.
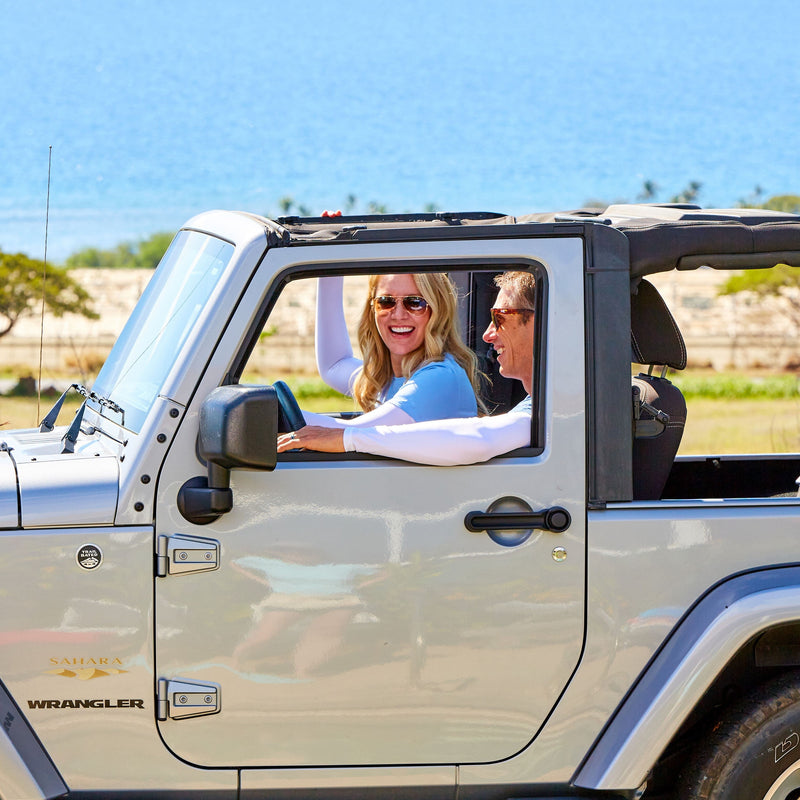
[0,677,67,799]
[572,564,800,793]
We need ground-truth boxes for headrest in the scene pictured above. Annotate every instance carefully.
[631,279,687,369]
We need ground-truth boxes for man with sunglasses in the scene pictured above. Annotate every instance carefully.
[277,271,536,465]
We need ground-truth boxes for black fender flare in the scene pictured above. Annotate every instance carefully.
[573,564,800,792]
[0,677,66,799]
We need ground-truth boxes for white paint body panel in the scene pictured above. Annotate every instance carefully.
[154,235,589,771]
[460,499,800,790]
[0,450,18,528]
[17,456,119,528]
[0,525,235,795]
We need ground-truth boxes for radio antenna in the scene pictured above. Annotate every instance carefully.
[37,145,52,424]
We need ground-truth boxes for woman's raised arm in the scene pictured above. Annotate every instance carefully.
[315,275,362,395]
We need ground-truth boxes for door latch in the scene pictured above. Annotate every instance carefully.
[464,496,571,547]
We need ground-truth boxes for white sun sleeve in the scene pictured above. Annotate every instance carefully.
[315,275,362,396]
[301,405,415,428]
[341,410,532,466]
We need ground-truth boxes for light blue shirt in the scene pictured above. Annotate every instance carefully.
[379,353,477,422]
[513,395,532,414]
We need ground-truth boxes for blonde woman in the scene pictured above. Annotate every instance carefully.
[305,273,480,429]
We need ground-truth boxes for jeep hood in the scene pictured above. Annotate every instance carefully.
[0,430,119,529]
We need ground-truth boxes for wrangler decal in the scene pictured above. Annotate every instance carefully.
[27,699,145,710]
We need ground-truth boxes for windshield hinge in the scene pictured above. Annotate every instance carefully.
[61,402,87,454]
[156,534,219,578]
[157,678,221,721]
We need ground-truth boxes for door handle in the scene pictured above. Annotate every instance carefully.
[464,505,571,534]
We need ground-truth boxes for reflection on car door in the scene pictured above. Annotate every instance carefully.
[154,240,586,769]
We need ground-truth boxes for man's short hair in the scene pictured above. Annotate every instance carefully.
[494,271,536,310]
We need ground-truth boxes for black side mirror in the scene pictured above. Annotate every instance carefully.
[178,385,279,525]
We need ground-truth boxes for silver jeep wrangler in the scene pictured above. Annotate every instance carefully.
[1,204,800,800]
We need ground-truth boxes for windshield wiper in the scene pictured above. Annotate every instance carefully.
[40,383,125,433]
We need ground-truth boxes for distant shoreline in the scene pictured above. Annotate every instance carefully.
[0,206,197,263]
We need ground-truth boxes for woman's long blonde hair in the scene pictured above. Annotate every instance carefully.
[352,272,481,412]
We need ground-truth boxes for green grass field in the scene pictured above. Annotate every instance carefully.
[0,389,348,432]
[680,398,800,454]
[0,396,86,431]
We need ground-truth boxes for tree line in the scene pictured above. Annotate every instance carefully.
[0,186,799,340]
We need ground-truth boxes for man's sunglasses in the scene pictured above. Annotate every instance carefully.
[490,307,534,329]
[373,295,430,314]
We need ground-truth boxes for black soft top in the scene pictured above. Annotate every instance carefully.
[521,205,800,277]
[263,204,800,278]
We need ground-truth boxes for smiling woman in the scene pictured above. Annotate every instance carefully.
[312,271,481,427]
[371,275,431,377]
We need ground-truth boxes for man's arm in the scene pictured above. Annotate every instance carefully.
[277,411,531,466]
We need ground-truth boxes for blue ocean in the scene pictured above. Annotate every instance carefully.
[2,0,799,262]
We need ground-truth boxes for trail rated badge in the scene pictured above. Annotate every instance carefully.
[76,544,102,570]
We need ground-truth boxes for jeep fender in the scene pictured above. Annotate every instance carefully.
[0,679,66,800]
[573,565,800,792]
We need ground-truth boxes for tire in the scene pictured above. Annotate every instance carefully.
[677,671,800,799]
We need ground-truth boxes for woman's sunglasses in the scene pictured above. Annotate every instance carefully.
[490,307,534,329]
[373,295,430,314]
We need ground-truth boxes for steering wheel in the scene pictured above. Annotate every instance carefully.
[272,380,305,433]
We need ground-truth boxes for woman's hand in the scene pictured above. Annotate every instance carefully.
[277,425,346,454]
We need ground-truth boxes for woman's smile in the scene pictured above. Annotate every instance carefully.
[374,275,431,375]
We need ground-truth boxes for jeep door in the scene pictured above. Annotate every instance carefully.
[154,237,587,768]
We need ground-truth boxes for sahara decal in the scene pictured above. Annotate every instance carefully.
[46,667,128,680]
[27,699,145,710]
[45,657,128,680]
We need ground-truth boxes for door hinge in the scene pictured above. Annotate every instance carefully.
[157,677,221,721]
[156,534,220,578]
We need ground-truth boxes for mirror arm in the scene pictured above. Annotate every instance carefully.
[177,458,233,526]
[208,462,231,491]
[177,474,233,526]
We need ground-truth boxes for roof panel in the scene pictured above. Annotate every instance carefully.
[250,204,800,277]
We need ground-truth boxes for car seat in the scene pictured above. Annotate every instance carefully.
[631,279,687,500]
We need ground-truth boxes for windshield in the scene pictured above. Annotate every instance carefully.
[90,230,234,432]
